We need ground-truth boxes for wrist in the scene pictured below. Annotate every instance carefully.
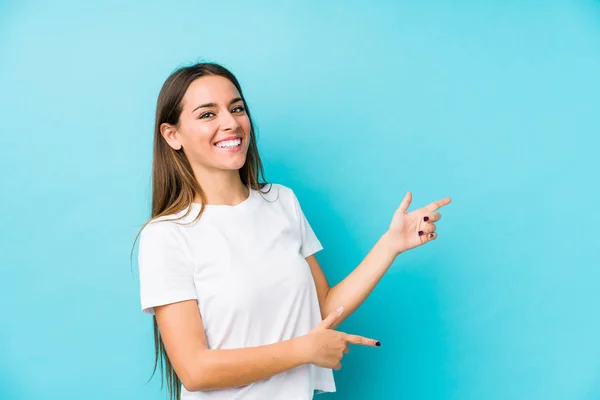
[290,335,312,365]
[381,231,403,257]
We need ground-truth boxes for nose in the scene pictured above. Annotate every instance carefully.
[220,110,240,131]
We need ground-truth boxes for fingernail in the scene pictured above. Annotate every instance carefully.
[375,341,381,347]
[423,216,429,222]
[418,231,424,236]
[336,306,344,313]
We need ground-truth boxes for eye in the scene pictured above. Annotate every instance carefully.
[232,105,246,113]
[199,111,215,119]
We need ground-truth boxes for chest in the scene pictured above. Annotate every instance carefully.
[189,206,315,311]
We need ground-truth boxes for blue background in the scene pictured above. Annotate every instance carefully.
[1,0,599,399]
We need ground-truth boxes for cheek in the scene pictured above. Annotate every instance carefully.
[180,122,218,157]
[241,117,252,137]
[188,123,217,145]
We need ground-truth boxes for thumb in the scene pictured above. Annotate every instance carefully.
[316,306,344,330]
[396,191,412,215]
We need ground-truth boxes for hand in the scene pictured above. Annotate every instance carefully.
[386,191,452,255]
[300,307,380,370]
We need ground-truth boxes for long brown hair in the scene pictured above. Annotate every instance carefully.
[135,62,268,400]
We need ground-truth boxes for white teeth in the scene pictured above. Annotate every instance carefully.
[216,138,241,148]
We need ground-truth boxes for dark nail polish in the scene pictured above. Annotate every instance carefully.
[424,216,429,221]
[375,341,381,347]
[418,231,424,236]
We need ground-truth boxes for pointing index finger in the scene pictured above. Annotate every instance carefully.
[344,334,380,347]
[425,197,452,213]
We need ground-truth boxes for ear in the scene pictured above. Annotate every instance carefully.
[160,123,183,150]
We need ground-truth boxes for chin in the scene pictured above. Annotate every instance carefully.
[227,157,248,171]
[210,148,248,171]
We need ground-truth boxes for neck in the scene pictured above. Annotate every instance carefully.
[192,167,249,206]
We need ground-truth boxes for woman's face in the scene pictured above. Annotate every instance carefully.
[162,75,251,175]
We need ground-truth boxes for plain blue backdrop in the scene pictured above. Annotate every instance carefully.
[1,0,599,399]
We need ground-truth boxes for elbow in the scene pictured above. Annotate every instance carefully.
[180,366,209,392]
[181,372,207,392]
[177,357,209,392]
[178,366,197,392]
[181,373,200,393]
[179,360,216,392]
[182,381,204,393]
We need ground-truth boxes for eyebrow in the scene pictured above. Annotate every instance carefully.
[192,97,243,113]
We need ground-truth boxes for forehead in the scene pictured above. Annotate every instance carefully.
[182,75,241,108]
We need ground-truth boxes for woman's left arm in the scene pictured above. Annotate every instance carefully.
[308,191,452,329]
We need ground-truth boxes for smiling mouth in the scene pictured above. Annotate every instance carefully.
[214,137,242,149]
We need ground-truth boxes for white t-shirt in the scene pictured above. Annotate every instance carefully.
[138,183,336,399]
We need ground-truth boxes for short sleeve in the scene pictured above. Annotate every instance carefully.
[138,221,197,315]
[290,189,324,258]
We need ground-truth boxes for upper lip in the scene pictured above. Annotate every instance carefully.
[214,136,242,145]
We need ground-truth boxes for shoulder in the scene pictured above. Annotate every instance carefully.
[257,183,298,207]
[139,208,197,245]
[255,182,298,203]
[139,219,176,248]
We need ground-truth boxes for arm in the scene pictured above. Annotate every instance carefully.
[308,191,451,329]
[307,232,398,329]
[155,300,308,392]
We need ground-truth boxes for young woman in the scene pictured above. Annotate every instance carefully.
[137,62,451,400]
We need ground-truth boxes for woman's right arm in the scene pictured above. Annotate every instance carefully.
[155,301,379,392]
